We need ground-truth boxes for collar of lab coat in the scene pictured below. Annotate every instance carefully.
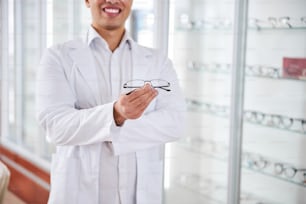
[86,26,133,51]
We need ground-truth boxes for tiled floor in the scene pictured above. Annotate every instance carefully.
[3,191,26,204]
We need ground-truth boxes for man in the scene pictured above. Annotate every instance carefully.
[36,0,185,203]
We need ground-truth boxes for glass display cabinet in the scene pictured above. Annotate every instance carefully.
[165,0,235,203]
[240,0,306,203]
[164,0,306,203]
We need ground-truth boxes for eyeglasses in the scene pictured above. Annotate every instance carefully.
[123,79,171,92]
[186,99,229,117]
[275,164,306,185]
[268,17,278,28]
[181,137,228,158]
[187,61,231,73]
[279,16,292,28]
[245,65,280,78]
[179,14,232,30]
[243,153,269,170]
[274,163,306,181]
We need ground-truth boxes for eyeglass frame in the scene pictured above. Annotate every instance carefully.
[243,153,270,170]
[123,79,171,92]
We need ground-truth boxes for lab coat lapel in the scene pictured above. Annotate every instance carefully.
[68,42,100,105]
[131,43,153,80]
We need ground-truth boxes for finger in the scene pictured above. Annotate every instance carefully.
[125,87,147,101]
[129,87,156,106]
[135,93,158,115]
[130,88,157,111]
[126,90,135,95]
[124,90,158,119]
[128,85,155,103]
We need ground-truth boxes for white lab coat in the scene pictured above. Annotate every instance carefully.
[36,34,185,204]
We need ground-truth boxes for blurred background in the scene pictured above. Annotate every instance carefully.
[1,0,306,203]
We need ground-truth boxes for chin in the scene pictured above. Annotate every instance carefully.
[102,24,124,31]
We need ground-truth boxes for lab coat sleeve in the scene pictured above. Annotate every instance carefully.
[36,47,116,146]
[111,56,186,155]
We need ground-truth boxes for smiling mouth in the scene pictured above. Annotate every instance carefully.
[103,8,121,14]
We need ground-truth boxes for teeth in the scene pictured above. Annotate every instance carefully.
[104,8,119,14]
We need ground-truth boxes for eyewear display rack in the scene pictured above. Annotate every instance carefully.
[163,0,306,204]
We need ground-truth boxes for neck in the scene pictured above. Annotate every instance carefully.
[92,25,125,52]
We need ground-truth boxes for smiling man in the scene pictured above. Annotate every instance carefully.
[36,0,185,203]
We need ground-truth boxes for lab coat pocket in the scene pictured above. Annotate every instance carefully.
[48,154,80,204]
[137,160,163,204]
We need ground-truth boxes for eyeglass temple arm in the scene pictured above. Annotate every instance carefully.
[157,87,171,91]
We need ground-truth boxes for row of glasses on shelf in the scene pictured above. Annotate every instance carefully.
[185,99,230,117]
[178,14,306,30]
[243,152,306,186]
[244,110,306,133]
[179,137,228,160]
[249,16,306,30]
[187,61,283,79]
[179,136,306,186]
[177,173,227,203]
[179,14,232,30]
[185,98,306,134]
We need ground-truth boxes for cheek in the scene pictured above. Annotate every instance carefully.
[91,7,102,19]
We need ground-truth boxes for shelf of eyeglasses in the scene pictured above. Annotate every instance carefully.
[242,152,306,188]
[185,98,306,135]
[175,173,272,204]
[176,16,306,32]
[178,137,306,188]
[176,25,306,33]
[248,16,306,31]
[186,62,306,82]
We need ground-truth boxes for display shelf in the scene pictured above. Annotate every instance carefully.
[175,27,233,33]
[178,138,306,188]
[173,174,226,204]
[248,26,306,31]
[186,98,306,135]
[176,16,306,32]
[186,63,306,82]
[178,138,228,162]
[242,152,306,188]
[176,26,306,33]
[242,164,306,188]
[174,172,271,204]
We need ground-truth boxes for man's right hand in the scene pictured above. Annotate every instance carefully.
[113,83,158,126]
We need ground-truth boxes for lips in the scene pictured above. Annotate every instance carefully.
[103,7,121,15]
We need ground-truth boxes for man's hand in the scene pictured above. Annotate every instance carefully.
[113,84,158,126]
